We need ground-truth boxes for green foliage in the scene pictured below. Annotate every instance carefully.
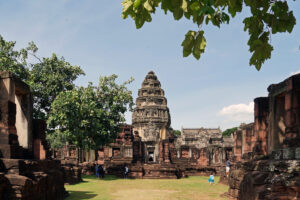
[0,35,31,80]
[173,129,181,136]
[47,75,134,149]
[121,0,296,70]
[0,35,84,121]
[28,54,84,120]
[222,127,238,136]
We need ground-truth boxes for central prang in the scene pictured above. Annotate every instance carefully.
[132,71,171,163]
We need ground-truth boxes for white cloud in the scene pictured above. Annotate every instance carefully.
[219,102,254,115]
[290,70,300,76]
[218,102,254,125]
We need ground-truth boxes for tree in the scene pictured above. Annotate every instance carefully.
[121,0,296,70]
[173,129,181,136]
[0,35,84,120]
[222,127,237,136]
[0,35,31,80]
[47,75,134,149]
[28,54,84,120]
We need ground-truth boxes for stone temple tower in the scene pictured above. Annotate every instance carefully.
[132,71,171,163]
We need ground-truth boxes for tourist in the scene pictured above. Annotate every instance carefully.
[102,165,106,179]
[226,159,231,177]
[95,163,100,178]
[124,165,129,179]
[208,174,214,185]
[99,165,104,179]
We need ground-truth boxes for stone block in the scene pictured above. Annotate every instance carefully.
[295,148,300,160]
[228,188,239,198]
[283,148,295,160]
[251,171,269,185]
[272,150,282,160]
[5,174,32,187]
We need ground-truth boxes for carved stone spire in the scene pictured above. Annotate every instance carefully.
[132,71,171,142]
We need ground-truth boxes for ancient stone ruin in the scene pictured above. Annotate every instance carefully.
[132,70,171,163]
[0,71,70,199]
[228,73,300,200]
[95,71,234,179]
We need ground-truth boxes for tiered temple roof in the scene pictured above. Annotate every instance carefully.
[132,71,170,142]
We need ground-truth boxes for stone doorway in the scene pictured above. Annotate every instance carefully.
[148,151,154,162]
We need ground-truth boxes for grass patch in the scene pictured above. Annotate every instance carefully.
[66,175,228,200]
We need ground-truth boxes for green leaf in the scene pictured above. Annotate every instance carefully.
[144,0,153,12]
[190,2,200,11]
[192,31,206,60]
[121,0,134,19]
[248,32,273,70]
[173,8,183,20]
[181,31,196,57]
[182,0,188,12]
[134,0,142,9]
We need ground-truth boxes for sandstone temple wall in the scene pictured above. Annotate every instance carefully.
[93,71,234,179]
[227,73,300,200]
[0,71,69,199]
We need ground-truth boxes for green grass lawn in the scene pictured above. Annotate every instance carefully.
[65,175,228,200]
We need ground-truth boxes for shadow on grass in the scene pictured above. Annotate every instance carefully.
[66,191,97,200]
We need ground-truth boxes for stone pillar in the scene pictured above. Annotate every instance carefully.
[104,147,109,160]
[164,141,170,163]
[0,101,22,158]
[159,141,164,163]
[254,97,269,155]
[215,148,219,163]
[233,129,243,161]
[33,119,49,160]
[132,131,142,163]
[283,78,300,147]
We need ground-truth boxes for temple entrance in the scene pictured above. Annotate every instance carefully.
[148,151,154,162]
[146,146,156,163]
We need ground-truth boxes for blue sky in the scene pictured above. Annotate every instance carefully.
[1,0,299,130]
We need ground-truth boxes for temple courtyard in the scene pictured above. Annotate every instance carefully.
[65,175,228,200]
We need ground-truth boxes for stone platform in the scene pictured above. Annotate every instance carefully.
[0,159,67,200]
[142,164,178,179]
[228,159,300,200]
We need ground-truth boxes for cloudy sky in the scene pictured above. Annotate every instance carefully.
[1,1,300,131]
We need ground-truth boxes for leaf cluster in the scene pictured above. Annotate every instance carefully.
[0,35,85,120]
[222,126,237,136]
[28,54,84,120]
[0,35,31,80]
[173,129,181,136]
[121,0,296,70]
[47,75,134,150]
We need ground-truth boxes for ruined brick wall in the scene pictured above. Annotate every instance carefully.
[242,123,255,156]
[233,123,256,161]
[227,74,300,200]
[32,119,50,160]
[196,148,209,166]
[253,97,269,156]
[233,130,243,162]
[267,74,300,152]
